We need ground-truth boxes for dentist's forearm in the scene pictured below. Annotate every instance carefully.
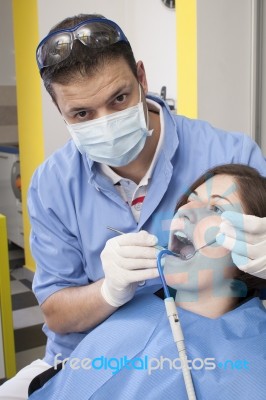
[40,279,117,334]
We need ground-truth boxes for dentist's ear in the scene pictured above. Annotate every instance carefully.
[136,61,148,94]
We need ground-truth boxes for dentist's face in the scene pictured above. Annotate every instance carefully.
[164,175,244,297]
[51,57,148,124]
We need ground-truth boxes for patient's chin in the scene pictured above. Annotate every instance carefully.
[165,272,190,287]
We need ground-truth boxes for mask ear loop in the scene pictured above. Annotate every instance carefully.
[138,83,150,130]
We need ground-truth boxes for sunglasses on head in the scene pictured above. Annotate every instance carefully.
[36,17,129,70]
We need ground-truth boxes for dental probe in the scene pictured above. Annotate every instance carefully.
[157,250,197,400]
[106,226,179,256]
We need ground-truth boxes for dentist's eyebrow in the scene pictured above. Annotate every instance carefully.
[105,82,134,105]
[108,84,131,100]
[68,106,92,113]
[67,84,132,113]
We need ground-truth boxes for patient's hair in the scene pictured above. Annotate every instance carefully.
[176,163,266,298]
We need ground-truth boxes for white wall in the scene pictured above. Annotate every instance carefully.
[197,0,253,136]
[123,1,176,100]
[37,0,177,157]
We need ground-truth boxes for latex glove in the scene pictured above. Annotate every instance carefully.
[100,230,159,307]
[216,211,266,278]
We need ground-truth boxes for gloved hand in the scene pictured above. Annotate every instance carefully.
[100,230,159,307]
[216,211,266,278]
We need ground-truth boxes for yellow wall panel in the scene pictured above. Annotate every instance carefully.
[12,0,44,271]
[176,0,198,118]
[0,215,16,377]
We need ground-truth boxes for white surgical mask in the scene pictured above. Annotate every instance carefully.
[65,86,152,167]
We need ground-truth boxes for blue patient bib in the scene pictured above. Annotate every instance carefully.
[29,294,266,400]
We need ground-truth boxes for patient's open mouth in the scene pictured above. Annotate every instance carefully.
[171,231,196,260]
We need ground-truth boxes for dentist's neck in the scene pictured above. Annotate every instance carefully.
[111,110,160,184]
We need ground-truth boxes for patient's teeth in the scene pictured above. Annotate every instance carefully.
[174,231,187,239]
[174,231,191,245]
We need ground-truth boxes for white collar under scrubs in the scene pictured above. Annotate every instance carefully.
[99,98,165,222]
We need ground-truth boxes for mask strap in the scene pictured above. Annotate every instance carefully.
[139,83,149,130]
[138,83,142,102]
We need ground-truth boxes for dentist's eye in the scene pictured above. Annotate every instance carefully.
[115,94,127,103]
[74,110,90,120]
[77,111,87,118]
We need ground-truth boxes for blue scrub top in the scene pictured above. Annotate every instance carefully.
[28,293,266,400]
[27,94,266,364]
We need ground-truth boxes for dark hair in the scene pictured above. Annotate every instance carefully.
[40,14,138,101]
[176,163,266,297]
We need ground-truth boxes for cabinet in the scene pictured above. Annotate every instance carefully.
[0,145,24,248]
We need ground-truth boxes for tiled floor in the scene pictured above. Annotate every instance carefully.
[9,244,46,372]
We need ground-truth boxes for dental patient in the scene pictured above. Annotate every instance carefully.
[28,164,266,400]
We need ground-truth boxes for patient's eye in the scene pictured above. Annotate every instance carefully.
[210,205,223,214]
